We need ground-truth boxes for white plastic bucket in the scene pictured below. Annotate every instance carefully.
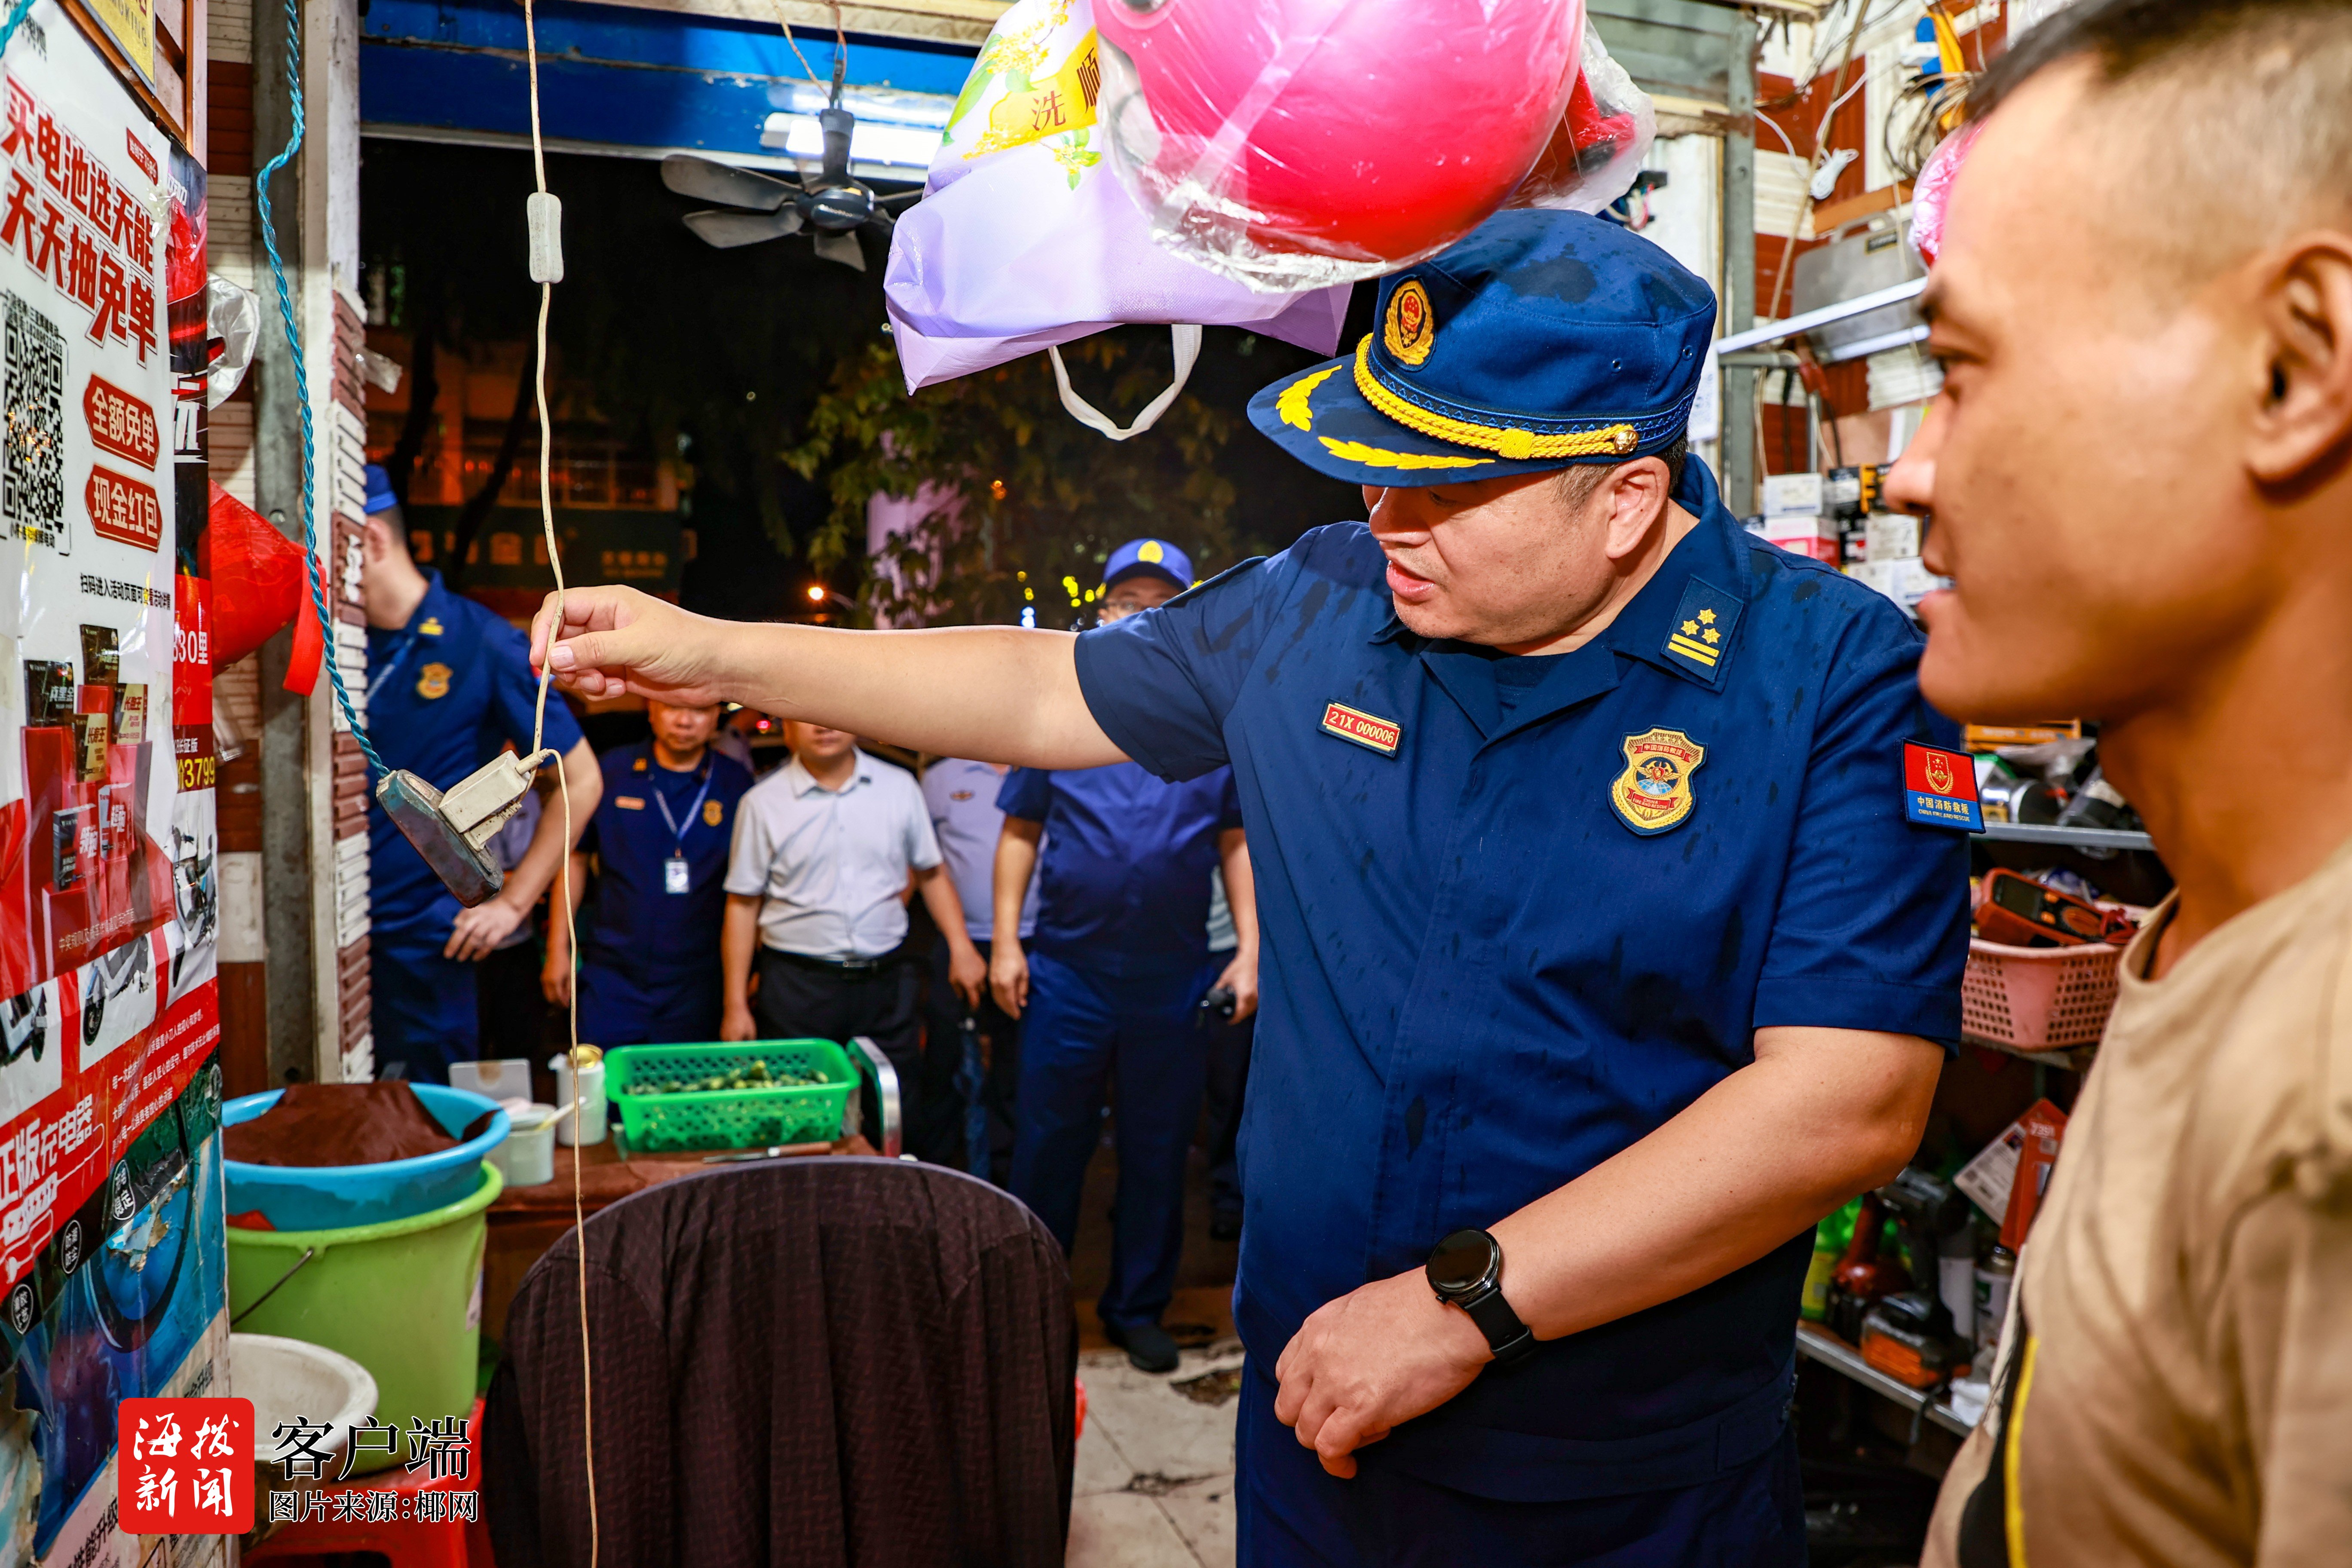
[488,1103,558,1187]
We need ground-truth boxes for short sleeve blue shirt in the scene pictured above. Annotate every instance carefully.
[1073,459,1969,1501]
[995,762,1242,977]
[365,573,586,950]
[577,742,754,980]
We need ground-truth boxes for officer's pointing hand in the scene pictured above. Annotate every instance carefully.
[532,585,730,707]
[1273,1270,1493,1479]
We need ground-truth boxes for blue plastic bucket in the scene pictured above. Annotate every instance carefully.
[223,1084,508,1230]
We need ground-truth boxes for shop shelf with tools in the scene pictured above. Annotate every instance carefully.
[1972,821,2156,854]
[1797,1324,1975,1442]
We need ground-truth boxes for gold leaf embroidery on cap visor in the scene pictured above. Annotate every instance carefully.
[1277,365,1340,431]
[1316,437,1493,471]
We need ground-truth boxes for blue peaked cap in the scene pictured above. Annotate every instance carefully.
[364,463,398,515]
[1103,537,1194,590]
[1248,210,1718,487]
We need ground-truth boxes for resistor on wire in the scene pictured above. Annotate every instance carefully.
[527,192,564,284]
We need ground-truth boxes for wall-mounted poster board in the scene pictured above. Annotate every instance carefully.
[0,3,223,1562]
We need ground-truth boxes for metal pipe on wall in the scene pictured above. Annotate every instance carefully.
[1719,6,1759,517]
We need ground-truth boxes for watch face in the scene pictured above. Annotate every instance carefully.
[1427,1229,1497,1295]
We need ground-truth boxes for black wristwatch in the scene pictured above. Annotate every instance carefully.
[1426,1228,1537,1366]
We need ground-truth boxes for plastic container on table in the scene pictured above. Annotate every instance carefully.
[227,1163,504,1475]
[606,1038,857,1154]
[1960,937,2123,1050]
[488,1103,559,1188]
[223,1083,508,1231]
[550,1049,606,1147]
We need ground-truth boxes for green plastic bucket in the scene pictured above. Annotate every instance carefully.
[227,1162,503,1473]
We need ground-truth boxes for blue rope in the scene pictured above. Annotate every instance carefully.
[0,0,40,62]
[254,0,388,778]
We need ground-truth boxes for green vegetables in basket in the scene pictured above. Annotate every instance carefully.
[637,1057,830,1096]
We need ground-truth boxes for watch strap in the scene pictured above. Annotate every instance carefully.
[1462,1285,1537,1364]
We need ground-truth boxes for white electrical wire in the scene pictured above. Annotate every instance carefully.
[518,1,599,1562]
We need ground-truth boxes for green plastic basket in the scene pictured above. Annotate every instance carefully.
[606,1038,858,1153]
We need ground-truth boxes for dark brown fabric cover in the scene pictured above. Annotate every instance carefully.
[485,1158,1076,1568]
[222,1081,457,1167]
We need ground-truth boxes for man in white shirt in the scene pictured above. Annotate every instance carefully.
[723,721,984,1143]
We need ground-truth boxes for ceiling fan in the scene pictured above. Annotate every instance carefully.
[661,98,920,271]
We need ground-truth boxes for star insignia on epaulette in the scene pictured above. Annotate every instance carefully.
[1660,578,1746,690]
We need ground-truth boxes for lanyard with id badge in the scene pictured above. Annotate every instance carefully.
[652,761,717,895]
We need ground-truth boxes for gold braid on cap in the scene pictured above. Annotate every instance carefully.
[1350,337,1639,462]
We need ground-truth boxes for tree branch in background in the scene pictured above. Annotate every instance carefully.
[784,332,1241,629]
[446,340,539,591]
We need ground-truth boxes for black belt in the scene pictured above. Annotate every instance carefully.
[763,948,900,976]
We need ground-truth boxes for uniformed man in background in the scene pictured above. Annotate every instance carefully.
[530,213,1969,1563]
[989,536,1259,1375]
[361,465,601,1082]
[544,698,753,1045]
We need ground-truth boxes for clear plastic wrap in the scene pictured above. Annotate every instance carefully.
[1094,0,1587,292]
[1504,19,1656,216]
[883,0,1348,404]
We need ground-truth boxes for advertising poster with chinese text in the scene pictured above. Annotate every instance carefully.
[0,6,227,1564]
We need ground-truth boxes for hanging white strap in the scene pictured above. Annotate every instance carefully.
[1047,325,1204,441]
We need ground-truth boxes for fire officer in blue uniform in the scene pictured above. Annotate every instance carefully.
[529,211,1972,1564]
[990,537,1259,1375]
[361,466,601,1082]
[543,699,753,1044]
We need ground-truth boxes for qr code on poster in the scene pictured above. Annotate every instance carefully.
[3,290,64,548]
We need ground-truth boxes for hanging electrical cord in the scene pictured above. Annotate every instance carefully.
[255,0,598,1553]
[514,3,602,1564]
[774,0,848,98]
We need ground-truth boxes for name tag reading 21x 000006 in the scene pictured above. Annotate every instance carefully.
[1321,702,1402,756]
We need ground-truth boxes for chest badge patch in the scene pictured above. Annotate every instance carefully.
[1611,727,1705,835]
[1902,741,1984,831]
[1321,701,1401,755]
[415,662,452,701]
[703,799,725,827]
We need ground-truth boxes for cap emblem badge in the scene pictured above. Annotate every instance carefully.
[1384,279,1435,367]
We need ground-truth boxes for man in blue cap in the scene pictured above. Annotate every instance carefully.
[988,536,1260,1374]
[360,465,602,1081]
[529,211,1969,1562]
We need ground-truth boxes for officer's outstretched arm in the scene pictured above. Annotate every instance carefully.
[532,585,1127,770]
